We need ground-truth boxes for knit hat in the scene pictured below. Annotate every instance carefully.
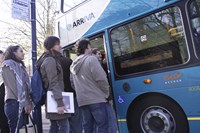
[44,36,60,50]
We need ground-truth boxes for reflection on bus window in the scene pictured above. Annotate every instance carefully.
[189,0,200,52]
[111,7,188,76]
[63,0,86,12]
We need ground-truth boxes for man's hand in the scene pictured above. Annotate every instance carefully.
[109,100,113,106]
[57,106,65,115]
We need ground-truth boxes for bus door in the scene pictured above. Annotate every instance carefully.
[188,0,200,56]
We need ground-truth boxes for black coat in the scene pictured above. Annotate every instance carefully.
[0,83,8,127]
[58,56,76,95]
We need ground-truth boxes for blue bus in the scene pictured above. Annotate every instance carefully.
[56,0,200,132]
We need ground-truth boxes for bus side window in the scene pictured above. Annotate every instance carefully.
[189,0,200,54]
[111,7,188,76]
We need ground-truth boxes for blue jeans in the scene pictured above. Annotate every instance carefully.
[4,99,23,133]
[81,103,108,133]
[69,98,83,133]
[50,118,70,133]
[93,103,117,133]
[106,103,117,133]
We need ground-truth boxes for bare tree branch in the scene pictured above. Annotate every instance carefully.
[0,0,56,57]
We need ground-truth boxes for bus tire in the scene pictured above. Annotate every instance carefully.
[127,94,189,133]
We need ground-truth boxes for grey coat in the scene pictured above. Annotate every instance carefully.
[70,55,110,107]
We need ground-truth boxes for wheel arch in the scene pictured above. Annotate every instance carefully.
[126,92,188,125]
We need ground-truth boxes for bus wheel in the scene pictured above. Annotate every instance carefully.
[127,94,189,133]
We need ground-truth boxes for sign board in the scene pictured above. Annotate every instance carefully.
[12,0,30,22]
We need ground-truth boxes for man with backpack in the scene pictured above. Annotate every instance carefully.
[35,36,70,133]
[31,37,84,133]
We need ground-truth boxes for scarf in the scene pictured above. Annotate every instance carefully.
[3,59,32,133]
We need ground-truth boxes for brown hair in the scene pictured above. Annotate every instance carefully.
[44,36,60,50]
[92,48,100,55]
[75,38,90,56]
[4,45,25,66]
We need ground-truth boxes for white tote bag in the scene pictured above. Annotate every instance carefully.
[19,115,37,133]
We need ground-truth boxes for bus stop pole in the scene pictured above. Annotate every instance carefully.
[31,0,43,133]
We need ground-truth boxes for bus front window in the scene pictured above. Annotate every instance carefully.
[111,7,188,76]
[189,0,200,53]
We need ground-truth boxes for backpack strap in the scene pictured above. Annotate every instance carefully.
[37,53,60,73]
[36,53,48,71]
[36,53,60,91]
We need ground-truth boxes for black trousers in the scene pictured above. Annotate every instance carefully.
[0,84,9,133]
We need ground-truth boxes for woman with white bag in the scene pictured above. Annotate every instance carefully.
[2,46,32,133]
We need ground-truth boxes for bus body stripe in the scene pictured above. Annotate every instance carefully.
[187,117,200,120]
[117,119,126,122]
[117,117,200,122]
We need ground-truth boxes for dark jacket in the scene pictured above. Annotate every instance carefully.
[102,62,113,101]
[0,83,8,127]
[57,56,75,95]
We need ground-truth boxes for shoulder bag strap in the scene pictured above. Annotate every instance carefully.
[25,114,37,133]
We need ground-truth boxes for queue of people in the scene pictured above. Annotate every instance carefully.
[0,36,117,133]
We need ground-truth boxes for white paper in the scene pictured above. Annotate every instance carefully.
[47,91,75,113]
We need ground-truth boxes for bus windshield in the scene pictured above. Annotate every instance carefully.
[111,7,188,76]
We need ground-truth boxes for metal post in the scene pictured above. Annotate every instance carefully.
[31,0,37,73]
[31,0,43,133]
